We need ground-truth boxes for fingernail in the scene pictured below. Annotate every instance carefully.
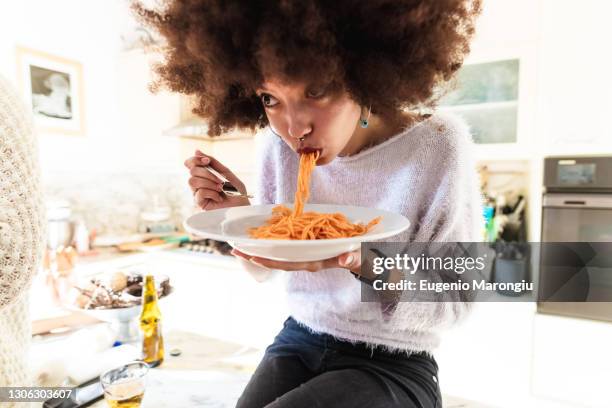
[201,157,210,163]
[343,255,354,266]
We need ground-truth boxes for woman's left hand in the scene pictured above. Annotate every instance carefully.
[230,248,361,274]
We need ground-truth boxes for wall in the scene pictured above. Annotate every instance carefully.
[0,0,190,234]
[0,0,183,176]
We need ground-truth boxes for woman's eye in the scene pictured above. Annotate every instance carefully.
[260,93,279,107]
[306,88,326,99]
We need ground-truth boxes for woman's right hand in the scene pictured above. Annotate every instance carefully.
[184,150,251,210]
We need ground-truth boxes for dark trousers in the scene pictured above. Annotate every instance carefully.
[236,317,442,408]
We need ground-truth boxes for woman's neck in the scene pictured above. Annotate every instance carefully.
[339,111,416,157]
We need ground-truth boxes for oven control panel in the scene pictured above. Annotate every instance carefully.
[544,156,612,192]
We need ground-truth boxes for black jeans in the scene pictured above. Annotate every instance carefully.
[236,317,442,408]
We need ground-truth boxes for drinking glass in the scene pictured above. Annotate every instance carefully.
[100,361,149,408]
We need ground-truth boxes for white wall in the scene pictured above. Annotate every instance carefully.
[0,0,183,176]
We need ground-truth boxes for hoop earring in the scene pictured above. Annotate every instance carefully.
[359,105,371,128]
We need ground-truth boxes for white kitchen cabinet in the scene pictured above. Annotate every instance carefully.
[446,0,612,160]
[145,251,288,350]
[435,302,537,406]
[435,301,612,408]
[531,313,612,408]
[535,0,612,154]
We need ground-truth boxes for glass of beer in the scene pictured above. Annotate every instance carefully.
[100,361,149,407]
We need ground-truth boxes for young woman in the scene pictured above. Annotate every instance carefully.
[137,1,483,406]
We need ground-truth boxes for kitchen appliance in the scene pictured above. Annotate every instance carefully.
[539,155,612,322]
[139,194,177,234]
[45,199,78,304]
[46,199,75,249]
[179,238,234,256]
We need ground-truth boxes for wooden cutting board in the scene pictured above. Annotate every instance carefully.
[32,309,102,335]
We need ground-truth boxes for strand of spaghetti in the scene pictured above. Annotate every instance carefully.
[292,150,319,217]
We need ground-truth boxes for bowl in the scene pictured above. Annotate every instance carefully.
[184,203,410,262]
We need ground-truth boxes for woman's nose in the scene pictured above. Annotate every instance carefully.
[284,104,312,140]
[287,121,312,141]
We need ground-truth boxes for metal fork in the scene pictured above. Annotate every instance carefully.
[204,165,253,199]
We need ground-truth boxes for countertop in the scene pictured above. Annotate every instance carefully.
[31,246,285,407]
[30,246,610,408]
[88,330,260,407]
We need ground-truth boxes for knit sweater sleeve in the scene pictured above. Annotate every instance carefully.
[383,114,485,331]
[253,129,278,205]
[0,75,45,310]
[411,114,484,243]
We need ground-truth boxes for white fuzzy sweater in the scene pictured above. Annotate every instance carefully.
[253,112,484,354]
[0,75,45,397]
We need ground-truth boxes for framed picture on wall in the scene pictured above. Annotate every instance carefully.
[16,46,85,136]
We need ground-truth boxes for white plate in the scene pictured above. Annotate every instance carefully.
[183,204,410,262]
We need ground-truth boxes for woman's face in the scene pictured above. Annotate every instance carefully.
[256,79,361,166]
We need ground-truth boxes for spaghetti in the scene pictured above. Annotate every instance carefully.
[248,150,382,240]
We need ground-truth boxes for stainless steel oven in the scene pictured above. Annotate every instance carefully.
[538,156,612,322]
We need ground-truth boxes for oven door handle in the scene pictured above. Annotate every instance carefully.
[543,193,612,209]
[563,200,586,206]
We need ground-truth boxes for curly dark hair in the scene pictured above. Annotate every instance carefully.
[133,0,482,136]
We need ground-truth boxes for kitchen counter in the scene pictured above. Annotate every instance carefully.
[32,246,290,347]
[30,246,608,408]
[87,330,260,407]
[30,247,281,406]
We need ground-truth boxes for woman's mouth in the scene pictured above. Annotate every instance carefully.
[297,147,322,156]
